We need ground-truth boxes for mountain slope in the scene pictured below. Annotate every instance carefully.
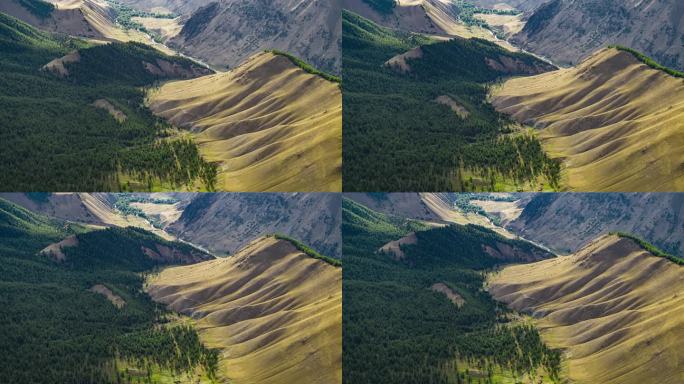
[345,0,487,37]
[492,48,684,191]
[342,198,562,383]
[469,0,549,12]
[343,10,563,192]
[489,234,684,384]
[0,0,167,47]
[148,52,342,192]
[507,193,684,256]
[511,0,684,71]
[0,198,218,383]
[147,236,342,384]
[168,193,342,258]
[344,192,443,222]
[168,0,341,74]
[0,13,216,191]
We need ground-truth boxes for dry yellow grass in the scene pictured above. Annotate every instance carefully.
[474,13,524,38]
[131,16,181,42]
[147,52,342,192]
[492,48,684,191]
[420,193,517,238]
[489,234,684,384]
[146,236,342,384]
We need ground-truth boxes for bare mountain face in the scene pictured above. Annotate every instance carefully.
[1,0,141,42]
[344,193,442,222]
[1,193,342,258]
[115,0,215,14]
[168,0,342,74]
[508,193,684,255]
[168,193,342,258]
[343,0,509,42]
[468,0,549,12]
[511,0,684,70]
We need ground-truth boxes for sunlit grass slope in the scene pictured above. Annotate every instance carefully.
[489,234,684,384]
[492,48,684,191]
[147,236,342,384]
[147,52,342,192]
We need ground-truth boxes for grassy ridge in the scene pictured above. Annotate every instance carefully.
[269,49,341,83]
[610,45,684,78]
[611,232,684,265]
[272,234,342,267]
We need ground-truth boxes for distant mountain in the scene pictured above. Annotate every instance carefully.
[169,193,342,258]
[344,193,442,222]
[344,0,525,44]
[115,0,215,14]
[344,0,466,36]
[508,193,684,255]
[469,0,549,12]
[0,0,172,47]
[492,47,684,192]
[1,192,343,258]
[168,0,342,74]
[490,234,684,384]
[147,51,342,192]
[511,0,684,71]
[147,236,342,384]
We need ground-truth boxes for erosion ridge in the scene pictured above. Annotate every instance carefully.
[489,234,684,384]
[492,47,684,191]
[147,51,342,192]
[146,236,342,384]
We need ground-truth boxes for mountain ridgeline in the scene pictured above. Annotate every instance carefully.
[489,234,684,384]
[0,12,218,192]
[342,10,562,192]
[508,193,684,256]
[167,193,343,258]
[342,198,562,383]
[0,198,219,383]
[168,0,342,74]
[511,0,684,71]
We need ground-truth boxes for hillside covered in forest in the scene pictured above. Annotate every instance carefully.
[342,10,561,192]
[342,197,562,383]
[0,12,218,191]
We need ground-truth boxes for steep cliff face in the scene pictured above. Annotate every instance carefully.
[511,0,684,70]
[168,193,342,258]
[168,0,341,73]
[508,193,684,255]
